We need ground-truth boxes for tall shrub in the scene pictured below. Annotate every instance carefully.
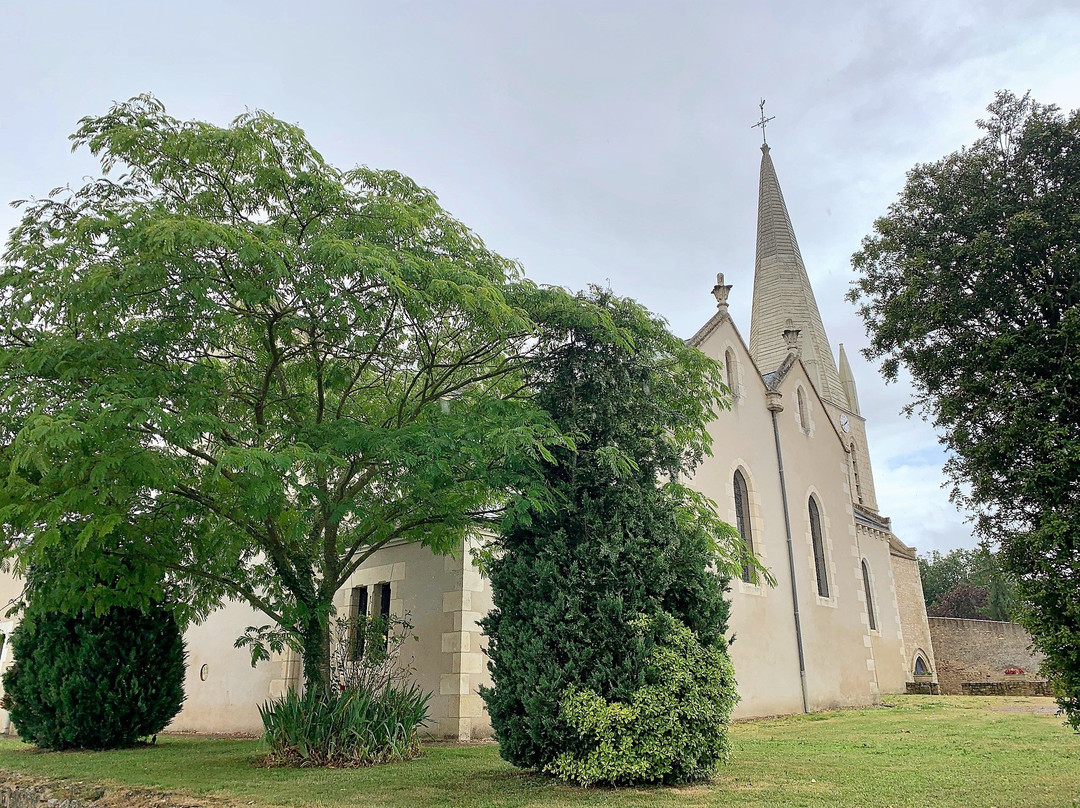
[2,603,186,749]
[481,288,745,784]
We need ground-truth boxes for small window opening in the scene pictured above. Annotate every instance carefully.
[349,586,369,660]
[809,497,829,598]
[914,655,929,676]
[862,559,877,631]
[734,470,755,583]
[725,349,738,400]
[798,387,810,432]
[372,582,392,649]
[851,443,864,504]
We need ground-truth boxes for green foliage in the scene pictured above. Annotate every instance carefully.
[2,600,185,750]
[1007,513,1080,727]
[546,613,738,786]
[918,547,1018,621]
[0,95,597,690]
[481,288,744,783]
[850,90,1080,729]
[918,550,969,608]
[258,684,429,767]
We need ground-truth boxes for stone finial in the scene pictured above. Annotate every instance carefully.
[711,273,733,314]
[782,318,801,356]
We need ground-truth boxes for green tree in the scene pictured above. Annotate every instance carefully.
[850,91,1080,728]
[0,96,586,692]
[480,288,747,784]
[919,547,1018,621]
[918,549,968,609]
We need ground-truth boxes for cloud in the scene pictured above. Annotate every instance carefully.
[2,0,1078,554]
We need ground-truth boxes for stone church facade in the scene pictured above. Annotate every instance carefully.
[0,143,940,738]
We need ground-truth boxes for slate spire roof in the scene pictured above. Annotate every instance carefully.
[748,143,844,404]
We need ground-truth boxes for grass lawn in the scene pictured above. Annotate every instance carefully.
[0,696,1076,807]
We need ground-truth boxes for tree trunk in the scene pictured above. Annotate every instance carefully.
[299,610,332,696]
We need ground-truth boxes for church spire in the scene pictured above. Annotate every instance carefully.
[838,343,861,415]
[748,142,844,404]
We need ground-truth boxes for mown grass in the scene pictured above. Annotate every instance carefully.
[0,696,1076,807]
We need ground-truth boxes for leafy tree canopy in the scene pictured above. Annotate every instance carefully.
[0,96,603,691]
[919,546,1018,621]
[850,90,1080,727]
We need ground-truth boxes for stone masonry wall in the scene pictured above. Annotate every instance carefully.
[928,617,1044,695]
[961,680,1052,697]
[891,550,936,679]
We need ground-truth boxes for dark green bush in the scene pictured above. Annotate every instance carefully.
[481,289,739,784]
[259,683,429,767]
[2,604,186,749]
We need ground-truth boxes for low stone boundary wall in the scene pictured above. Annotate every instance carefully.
[961,680,1052,697]
[905,682,941,695]
[0,782,91,808]
[0,775,204,808]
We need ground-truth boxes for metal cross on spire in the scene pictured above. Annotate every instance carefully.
[752,98,775,145]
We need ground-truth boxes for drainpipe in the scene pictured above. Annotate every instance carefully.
[768,389,810,714]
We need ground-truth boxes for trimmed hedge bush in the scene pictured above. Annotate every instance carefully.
[546,613,738,786]
[2,604,186,749]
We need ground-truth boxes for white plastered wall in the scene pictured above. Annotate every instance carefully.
[690,316,890,715]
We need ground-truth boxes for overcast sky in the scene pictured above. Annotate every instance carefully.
[3,1,1079,556]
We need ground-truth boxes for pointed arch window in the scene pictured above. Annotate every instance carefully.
[797,387,810,432]
[862,559,877,631]
[851,443,863,504]
[914,654,930,677]
[809,497,829,598]
[724,349,738,400]
[733,470,755,583]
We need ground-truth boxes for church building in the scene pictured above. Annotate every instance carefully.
[682,141,938,718]
[0,141,941,739]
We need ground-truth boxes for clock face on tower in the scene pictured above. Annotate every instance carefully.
[840,413,851,433]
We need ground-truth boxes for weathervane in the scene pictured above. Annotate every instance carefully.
[752,98,775,145]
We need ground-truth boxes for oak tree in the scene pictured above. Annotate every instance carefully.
[850,91,1080,727]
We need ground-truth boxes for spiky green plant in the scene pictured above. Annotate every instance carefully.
[258,683,429,767]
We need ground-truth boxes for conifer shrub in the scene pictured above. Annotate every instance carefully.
[481,288,744,785]
[2,603,186,749]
